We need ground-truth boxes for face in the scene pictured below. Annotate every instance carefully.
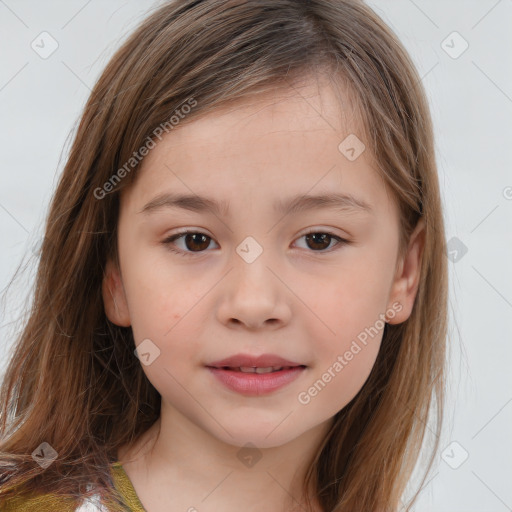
[102,75,424,449]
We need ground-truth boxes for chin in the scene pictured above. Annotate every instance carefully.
[208,420,304,450]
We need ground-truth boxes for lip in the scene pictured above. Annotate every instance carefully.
[206,366,306,396]
[205,353,307,396]
[206,353,305,369]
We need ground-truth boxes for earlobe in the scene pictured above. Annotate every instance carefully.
[386,218,426,325]
[102,258,131,327]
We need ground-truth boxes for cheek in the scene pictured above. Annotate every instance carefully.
[298,257,389,400]
[295,299,383,418]
[301,254,391,337]
[125,273,207,394]
[121,249,209,351]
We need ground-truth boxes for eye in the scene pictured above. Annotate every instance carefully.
[161,228,349,257]
[162,230,218,257]
[293,229,348,253]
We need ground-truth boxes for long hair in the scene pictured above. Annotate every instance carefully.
[0,1,448,510]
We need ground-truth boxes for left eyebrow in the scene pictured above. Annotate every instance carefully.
[274,192,373,216]
[137,191,373,217]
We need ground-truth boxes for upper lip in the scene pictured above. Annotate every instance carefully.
[206,353,306,368]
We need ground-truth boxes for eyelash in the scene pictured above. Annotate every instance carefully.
[161,228,349,258]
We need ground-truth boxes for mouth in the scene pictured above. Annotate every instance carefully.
[206,365,307,373]
[205,365,307,396]
[206,353,306,369]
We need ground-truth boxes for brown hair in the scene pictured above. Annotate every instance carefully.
[0,1,448,510]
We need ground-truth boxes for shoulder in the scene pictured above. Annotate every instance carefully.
[1,491,77,511]
[1,486,109,512]
[1,462,132,512]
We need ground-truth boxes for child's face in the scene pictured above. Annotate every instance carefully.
[103,76,423,449]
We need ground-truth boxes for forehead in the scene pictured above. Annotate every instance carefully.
[121,75,393,219]
[162,75,366,150]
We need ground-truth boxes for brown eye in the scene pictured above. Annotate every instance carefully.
[295,231,347,252]
[181,233,211,251]
[162,229,348,258]
[162,231,217,256]
[304,233,332,251]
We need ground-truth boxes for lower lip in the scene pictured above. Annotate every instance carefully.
[206,366,306,396]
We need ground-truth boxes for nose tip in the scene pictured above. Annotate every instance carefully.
[230,317,280,329]
[216,248,293,330]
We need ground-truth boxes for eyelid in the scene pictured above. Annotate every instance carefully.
[161,229,218,258]
[299,226,348,238]
[161,227,350,257]
[294,227,349,252]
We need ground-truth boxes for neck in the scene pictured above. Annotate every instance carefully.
[118,407,332,512]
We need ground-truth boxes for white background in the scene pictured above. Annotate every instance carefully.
[0,1,511,511]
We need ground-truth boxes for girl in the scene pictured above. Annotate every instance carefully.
[0,0,448,511]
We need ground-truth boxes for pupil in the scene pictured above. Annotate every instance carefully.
[185,233,210,251]
[306,233,330,250]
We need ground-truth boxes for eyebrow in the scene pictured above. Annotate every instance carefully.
[138,191,373,217]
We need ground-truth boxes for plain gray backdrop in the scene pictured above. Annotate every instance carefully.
[0,1,511,511]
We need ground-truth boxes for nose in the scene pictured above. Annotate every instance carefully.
[215,249,292,331]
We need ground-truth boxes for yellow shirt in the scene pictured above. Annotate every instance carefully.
[1,461,146,511]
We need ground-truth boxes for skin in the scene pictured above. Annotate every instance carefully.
[102,74,425,512]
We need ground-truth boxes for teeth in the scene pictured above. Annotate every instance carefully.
[238,366,285,373]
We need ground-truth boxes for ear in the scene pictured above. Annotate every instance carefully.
[102,257,131,327]
[386,217,426,325]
